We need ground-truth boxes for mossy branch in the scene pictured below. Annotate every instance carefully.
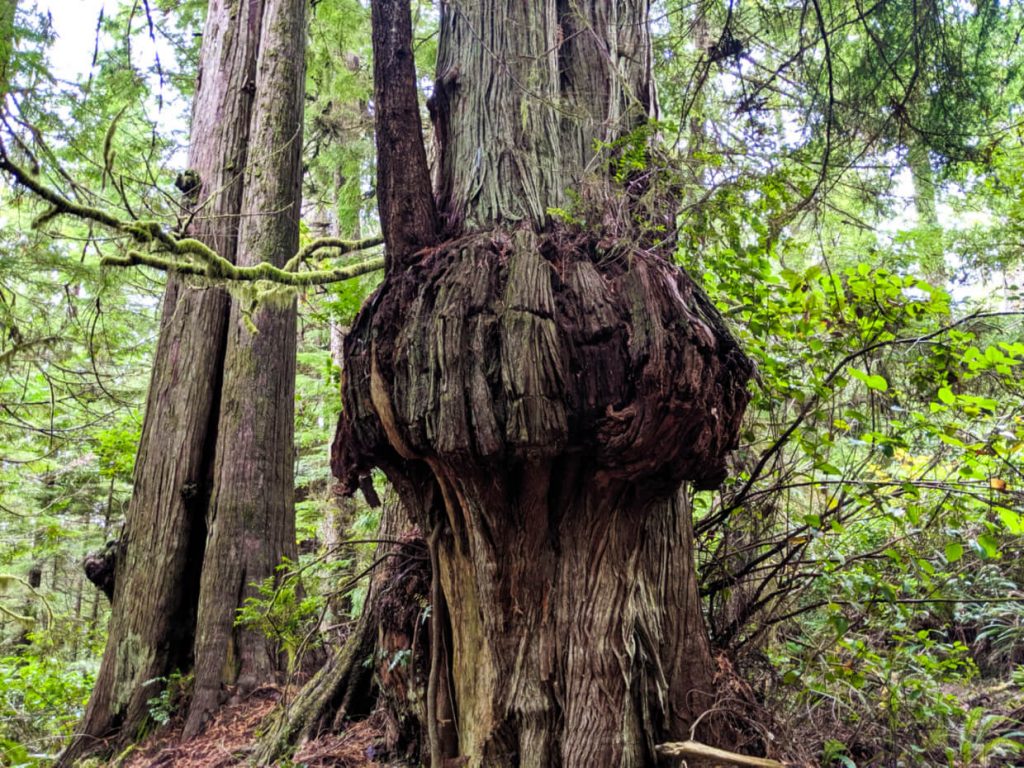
[0,152,385,286]
[104,250,384,287]
[0,574,55,627]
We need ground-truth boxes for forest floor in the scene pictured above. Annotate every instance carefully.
[98,673,1024,767]
[113,687,383,768]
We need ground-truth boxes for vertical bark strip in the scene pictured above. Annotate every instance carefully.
[371,0,438,270]
[60,1,263,758]
[185,0,306,737]
[433,0,653,228]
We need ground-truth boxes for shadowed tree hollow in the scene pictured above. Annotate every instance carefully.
[326,0,756,765]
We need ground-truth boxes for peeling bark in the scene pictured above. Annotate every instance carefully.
[334,229,751,765]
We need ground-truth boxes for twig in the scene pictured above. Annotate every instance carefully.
[699,310,1024,535]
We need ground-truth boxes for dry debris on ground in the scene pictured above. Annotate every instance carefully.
[110,687,384,768]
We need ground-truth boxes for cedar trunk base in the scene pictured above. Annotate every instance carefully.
[429,472,717,767]
[332,228,754,767]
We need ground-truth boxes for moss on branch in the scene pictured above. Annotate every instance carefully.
[104,250,385,287]
[0,152,385,286]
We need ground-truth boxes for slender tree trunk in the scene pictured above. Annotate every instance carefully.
[331,1,754,765]
[184,0,306,736]
[908,138,946,285]
[0,0,16,99]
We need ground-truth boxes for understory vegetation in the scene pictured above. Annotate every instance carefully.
[0,0,1023,765]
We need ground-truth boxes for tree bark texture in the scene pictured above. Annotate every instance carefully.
[63,0,304,757]
[330,1,754,765]
[371,0,438,269]
[432,0,654,229]
[60,3,262,758]
[184,0,306,737]
[335,232,751,766]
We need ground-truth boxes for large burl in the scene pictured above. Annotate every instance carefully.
[333,229,752,497]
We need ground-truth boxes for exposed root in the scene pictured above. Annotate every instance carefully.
[250,599,377,764]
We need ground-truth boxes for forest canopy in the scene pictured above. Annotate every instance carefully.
[0,0,1023,766]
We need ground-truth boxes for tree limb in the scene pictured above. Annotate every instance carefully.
[656,740,786,767]
[0,150,384,286]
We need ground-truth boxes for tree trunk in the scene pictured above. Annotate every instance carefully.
[330,1,755,765]
[184,0,306,737]
[0,0,16,99]
[908,138,946,285]
[62,0,303,758]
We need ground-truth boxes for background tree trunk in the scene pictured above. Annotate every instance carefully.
[908,138,946,285]
[0,0,17,100]
[60,3,261,757]
[184,0,306,737]
[63,0,304,757]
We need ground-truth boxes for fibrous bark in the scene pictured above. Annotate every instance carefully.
[327,1,754,765]
[62,0,306,757]
[335,228,751,766]
[184,0,306,737]
[59,3,262,758]
[432,0,653,229]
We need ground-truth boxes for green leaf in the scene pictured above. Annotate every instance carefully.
[998,507,1024,535]
[848,367,889,391]
[944,542,964,563]
[937,386,956,405]
[974,534,1000,560]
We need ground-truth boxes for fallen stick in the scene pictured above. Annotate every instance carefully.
[656,740,786,767]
